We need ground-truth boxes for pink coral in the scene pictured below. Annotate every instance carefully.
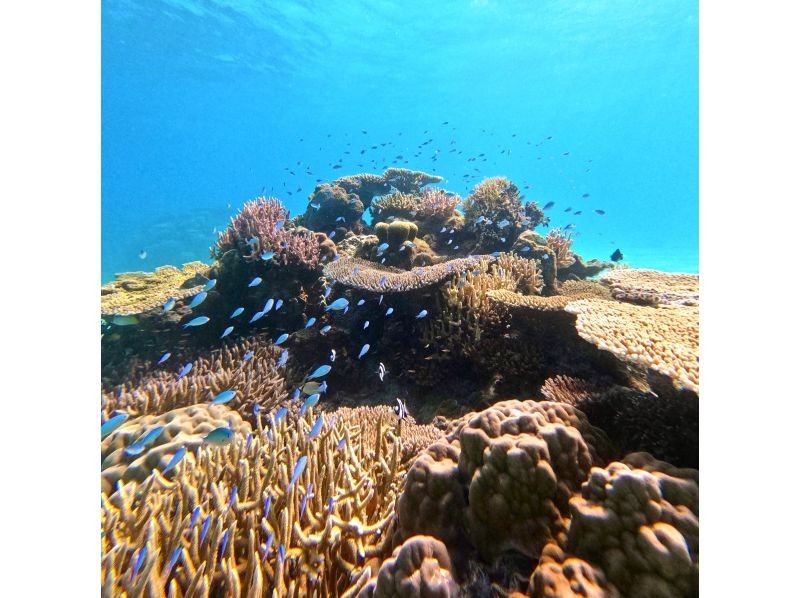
[419,188,460,220]
[213,197,320,268]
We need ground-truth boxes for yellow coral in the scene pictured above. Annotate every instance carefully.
[100,262,209,316]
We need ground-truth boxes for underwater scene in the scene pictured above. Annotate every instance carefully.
[101,1,698,597]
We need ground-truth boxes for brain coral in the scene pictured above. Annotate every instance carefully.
[101,262,209,316]
[100,403,251,493]
[566,459,699,597]
[564,299,699,394]
[600,268,699,307]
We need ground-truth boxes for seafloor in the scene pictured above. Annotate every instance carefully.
[100,169,699,597]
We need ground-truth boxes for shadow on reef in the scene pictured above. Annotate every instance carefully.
[100,168,699,597]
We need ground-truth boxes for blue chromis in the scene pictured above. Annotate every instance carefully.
[203,279,217,291]
[325,298,349,311]
[305,317,316,328]
[308,414,324,439]
[277,349,289,368]
[289,455,308,488]
[101,412,129,438]
[220,326,234,339]
[163,298,176,312]
[260,251,275,261]
[162,446,187,474]
[264,298,274,312]
[275,299,283,310]
[275,406,288,423]
[188,291,207,309]
[131,546,147,580]
[274,333,289,345]
[203,427,234,445]
[243,350,254,361]
[124,426,165,456]
[306,364,331,380]
[211,389,236,405]
[320,325,332,334]
[177,363,193,379]
[357,299,365,306]
[300,393,320,415]
[249,311,265,324]
[363,321,369,329]
[416,309,428,319]
[183,316,210,328]
[112,314,139,326]
[248,277,263,287]
[385,307,394,316]
[230,307,245,318]
[157,352,171,364]
[358,343,370,359]
[165,546,182,578]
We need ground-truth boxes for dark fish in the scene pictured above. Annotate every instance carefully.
[574,211,582,215]
[582,193,590,198]
[595,209,605,215]
[562,151,570,156]
[564,207,572,212]
[332,165,342,169]
[611,249,623,262]
[543,201,555,210]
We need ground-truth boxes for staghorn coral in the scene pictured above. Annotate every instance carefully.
[301,183,365,233]
[355,536,459,598]
[418,188,460,220]
[334,173,391,207]
[383,168,443,194]
[512,230,558,294]
[487,281,611,312]
[463,177,527,252]
[371,192,421,222]
[566,459,699,597]
[101,262,210,317]
[564,299,699,394]
[213,197,321,269]
[102,337,288,419]
[323,256,490,293]
[101,404,251,494]
[600,269,699,307]
[496,252,543,296]
[101,403,406,597]
[540,375,604,407]
[545,229,576,269]
[530,542,619,598]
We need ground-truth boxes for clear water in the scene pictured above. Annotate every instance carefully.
[102,0,697,283]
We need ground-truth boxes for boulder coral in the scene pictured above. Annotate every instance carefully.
[300,183,365,233]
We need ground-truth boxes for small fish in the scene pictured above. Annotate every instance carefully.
[385,307,394,316]
[162,298,176,312]
[336,216,345,222]
[320,325,332,334]
[245,433,253,449]
[277,349,289,368]
[394,397,408,420]
[125,426,165,456]
[211,389,237,405]
[358,344,370,359]
[300,394,320,416]
[204,427,234,445]
[260,298,273,313]
[274,406,288,423]
[303,317,317,330]
[500,237,506,243]
[310,201,320,209]
[610,248,623,262]
[230,307,244,318]
[101,413,129,438]
[582,193,590,198]
[157,352,171,365]
[323,286,333,299]
[574,211,583,216]
[308,415,324,439]
[190,506,201,529]
[357,299,365,306]
[138,249,147,260]
[177,363,193,379]
[228,485,238,507]
[249,311,265,324]
[439,226,447,233]
[497,219,510,228]
[220,326,234,339]
[243,350,254,361]
[275,219,285,231]
[183,316,210,328]
[520,246,531,253]
[275,299,283,310]
[131,545,147,579]
[111,315,139,326]
[278,544,286,562]
[363,321,369,329]
[319,381,328,393]
[330,349,336,362]
[164,546,182,578]
[379,275,388,287]
[274,333,289,345]
[260,251,275,261]
[595,209,605,215]
[162,446,187,474]
[337,438,346,450]
[200,516,211,543]
[203,279,217,291]
[263,495,272,518]
[307,365,331,380]
[415,310,428,319]
[564,207,572,213]
[289,456,308,488]
[325,298,349,311]
[248,277,262,287]
[377,242,389,253]
[379,294,384,305]
[476,215,485,224]
[247,237,258,246]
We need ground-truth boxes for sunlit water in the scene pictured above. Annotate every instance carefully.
[102,0,697,282]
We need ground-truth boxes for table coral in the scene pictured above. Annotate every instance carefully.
[600,269,699,307]
[334,173,392,206]
[101,262,210,316]
[486,281,610,312]
[383,167,443,194]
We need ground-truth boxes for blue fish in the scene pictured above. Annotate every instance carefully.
[336,216,345,222]
[385,307,394,316]
[310,202,320,209]
[275,299,283,310]
[230,307,244,318]
[278,544,286,562]
[300,492,310,519]
[228,485,237,507]
[319,381,328,393]
[274,333,289,345]
[379,276,388,287]
[249,311,265,324]
[325,298,349,312]
[357,299,365,306]
[204,427,234,445]
[245,433,253,450]
[131,545,147,580]
[243,350,254,361]
[203,279,217,291]
[363,321,369,329]
[290,388,301,401]
[320,325,332,334]
[306,365,331,380]
[329,350,336,362]
[275,406,288,423]
[247,237,258,245]
[305,317,317,328]
[263,298,274,313]
[188,292,207,309]
[377,242,389,253]
[277,349,289,368]
[190,506,201,529]
[163,298,176,312]
[248,277,262,287]
[379,294,384,305]
[497,219,511,228]
[300,394,320,415]
[358,344,370,359]
[289,456,308,488]
[329,231,336,239]
[219,530,229,558]
[101,413,129,439]
[260,251,275,261]
[183,316,210,328]
[200,515,211,543]
[156,352,171,365]
[263,495,272,518]
[323,287,332,299]
[308,415,324,439]
[416,310,428,319]
[264,533,274,557]
[337,438,346,450]
[220,326,234,339]
[520,246,531,252]
[275,219,285,230]
[211,389,236,405]
[125,426,165,456]
[327,496,335,512]
[162,446,187,474]
[165,546,181,578]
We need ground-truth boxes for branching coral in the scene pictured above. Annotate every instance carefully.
[101,262,210,317]
[565,299,699,394]
[463,177,526,252]
[322,256,490,293]
[383,168,443,194]
[102,338,288,419]
[545,229,576,269]
[213,197,321,269]
[371,192,421,222]
[600,269,699,307]
[418,188,460,220]
[101,403,408,596]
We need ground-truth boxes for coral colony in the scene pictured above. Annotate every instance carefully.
[100,167,698,597]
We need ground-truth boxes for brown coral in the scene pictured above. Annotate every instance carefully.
[530,543,619,598]
[487,281,610,312]
[301,183,365,232]
[383,168,443,194]
[371,192,421,222]
[101,262,210,316]
[600,269,699,307]
[463,177,526,252]
[545,229,576,269]
[418,188,460,220]
[334,173,392,206]
[564,299,699,394]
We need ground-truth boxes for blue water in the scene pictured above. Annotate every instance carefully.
[102,0,697,283]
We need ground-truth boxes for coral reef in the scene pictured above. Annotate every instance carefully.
[463,177,527,253]
[530,542,620,598]
[371,192,421,222]
[600,268,699,306]
[487,281,611,312]
[565,299,699,394]
[101,262,210,317]
[383,167,443,194]
[545,228,576,269]
[418,188,460,220]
